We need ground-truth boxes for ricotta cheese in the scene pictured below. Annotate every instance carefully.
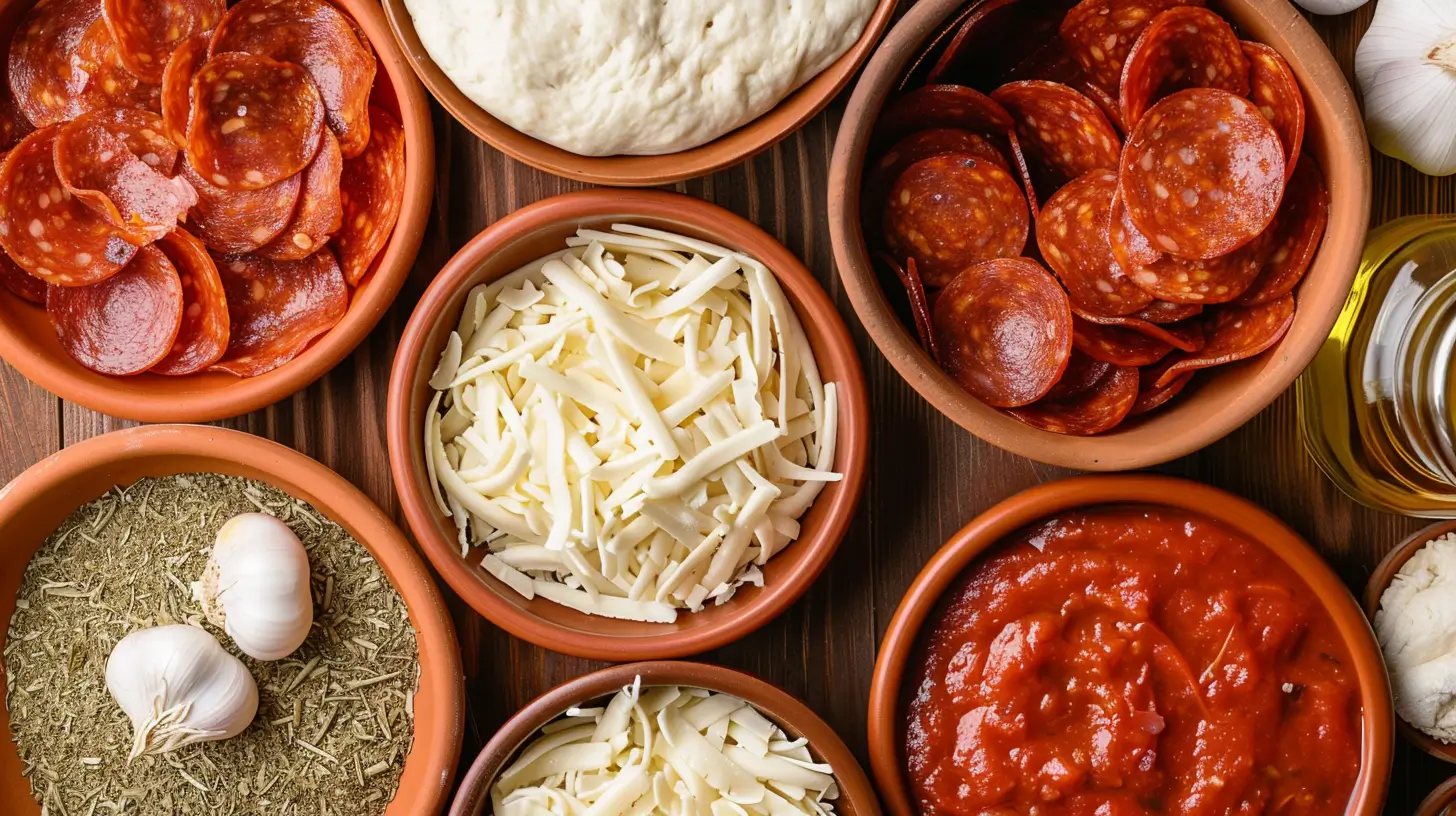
[402,0,878,156]
[1374,532,1456,743]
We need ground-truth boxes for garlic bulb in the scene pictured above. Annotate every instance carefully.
[1355,0,1456,176]
[1292,0,1368,14]
[105,625,259,760]
[194,513,314,661]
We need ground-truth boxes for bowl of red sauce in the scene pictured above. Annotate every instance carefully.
[868,474,1392,816]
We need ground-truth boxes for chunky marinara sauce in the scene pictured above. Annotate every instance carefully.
[905,506,1361,816]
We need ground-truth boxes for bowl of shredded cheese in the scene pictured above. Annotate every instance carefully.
[387,189,868,660]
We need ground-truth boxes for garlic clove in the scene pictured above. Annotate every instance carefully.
[194,513,315,661]
[1292,0,1369,15]
[105,624,259,761]
[1356,0,1456,176]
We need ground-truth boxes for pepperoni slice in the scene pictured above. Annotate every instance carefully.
[150,229,228,375]
[1008,364,1139,435]
[1007,130,1041,218]
[187,52,326,191]
[877,85,1014,144]
[991,81,1121,185]
[1036,171,1153,316]
[1134,300,1201,323]
[1131,361,1194,415]
[1043,349,1112,401]
[77,16,163,111]
[1108,185,1162,273]
[0,127,141,286]
[1120,89,1285,260]
[1072,318,1175,366]
[181,156,303,254]
[1059,0,1203,95]
[334,107,405,285]
[933,258,1072,408]
[871,129,1011,191]
[1237,158,1329,306]
[1243,41,1304,180]
[0,83,34,151]
[210,0,377,158]
[47,245,183,375]
[884,154,1029,287]
[55,108,197,244]
[1080,81,1126,134]
[1118,6,1250,128]
[1153,295,1295,388]
[1072,307,1206,351]
[0,251,47,304]
[258,130,342,260]
[211,249,348,377]
[102,0,223,83]
[161,33,210,147]
[926,0,1080,87]
[876,252,938,360]
[8,0,100,126]
[1127,229,1274,304]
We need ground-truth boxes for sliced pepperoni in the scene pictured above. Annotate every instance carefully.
[0,83,34,151]
[1044,349,1112,401]
[161,33,210,147]
[883,154,1029,287]
[1059,0,1203,95]
[210,0,377,158]
[1131,361,1194,415]
[0,127,141,286]
[876,251,938,361]
[258,129,342,260]
[876,85,1014,144]
[1008,363,1139,435]
[1072,307,1206,351]
[1073,317,1175,366]
[211,249,348,377]
[991,81,1121,185]
[1126,228,1274,304]
[1036,170,1153,316]
[933,257,1072,408]
[1242,41,1304,180]
[187,51,325,191]
[926,0,1080,87]
[0,251,47,304]
[1135,300,1201,323]
[1080,81,1126,134]
[1237,158,1328,306]
[74,16,163,112]
[1108,185,1162,273]
[47,245,183,375]
[55,108,197,244]
[180,156,302,254]
[334,107,405,285]
[102,0,223,83]
[1006,36,1084,87]
[1154,295,1295,388]
[1007,130,1041,218]
[866,128,1009,228]
[1120,89,1285,260]
[150,229,228,375]
[9,0,102,126]
[1118,6,1250,128]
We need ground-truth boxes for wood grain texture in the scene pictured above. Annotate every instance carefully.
[0,1,1446,811]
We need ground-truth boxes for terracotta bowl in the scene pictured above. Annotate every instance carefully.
[387,189,869,660]
[381,0,897,186]
[868,474,1393,816]
[0,0,434,423]
[826,0,1371,470]
[449,661,882,816]
[0,425,464,815]
[1417,776,1456,816]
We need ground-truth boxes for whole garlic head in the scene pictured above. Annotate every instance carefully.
[194,513,314,661]
[105,625,259,760]
[1356,0,1456,175]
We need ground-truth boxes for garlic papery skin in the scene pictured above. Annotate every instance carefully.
[105,625,259,761]
[1355,0,1456,176]
[1293,0,1368,15]
[194,513,314,661]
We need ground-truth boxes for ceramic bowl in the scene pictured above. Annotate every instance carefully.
[1416,776,1456,816]
[0,425,465,816]
[448,661,882,816]
[381,0,897,186]
[0,0,434,423]
[387,189,869,661]
[868,474,1393,816]
[826,0,1371,470]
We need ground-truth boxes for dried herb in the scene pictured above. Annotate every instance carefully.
[4,474,419,816]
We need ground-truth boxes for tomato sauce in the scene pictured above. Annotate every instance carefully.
[905,506,1361,816]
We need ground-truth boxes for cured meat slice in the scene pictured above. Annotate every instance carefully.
[181,157,303,254]
[1059,0,1203,95]
[1072,307,1205,351]
[877,85,1014,143]
[1080,81,1126,134]
[1120,89,1285,260]
[1108,185,1161,273]
[1043,349,1111,401]
[876,252,938,360]
[75,16,163,113]
[0,84,33,151]
[1007,131,1041,218]
[9,0,100,126]
[1008,363,1139,435]
[933,257,1072,408]
[991,81,1121,185]
[47,245,183,375]
[1131,361,1194,415]
[0,127,141,286]
[211,249,348,377]
[1127,229,1274,304]
[1237,158,1329,306]
[187,51,326,191]
[1072,318,1176,366]
[1134,300,1201,323]
[883,153,1029,287]
[210,0,377,158]
[1153,295,1295,388]
[927,0,1080,87]
[0,251,47,304]
[55,108,197,243]
[1243,41,1305,180]
[1118,6,1250,128]
[334,107,405,285]
[161,33,210,147]
[150,229,228,375]
[258,129,342,260]
[871,129,1010,190]
[1036,170,1153,316]
[102,0,223,83]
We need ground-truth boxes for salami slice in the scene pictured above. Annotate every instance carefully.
[75,16,163,112]
[1237,158,1328,306]
[55,108,197,243]
[161,33,210,147]
[181,157,303,254]
[0,84,33,151]
[258,130,342,260]
[9,0,102,126]
[1118,6,1250,128]
[1007,131,1041,218]
[883,153,1029,287]
[1036,170,1153,316]
[1072,307,1205,351]
[1108,185,1162,273]
[1043,349,1112,401]
[1059,0,1203,95]
[0,127,141,286]
[187,52,326,191]
[334,107,405,285]
[1131,361,1194,415]
[150,229,228,375]
[102,0,223,83]
[0,251,47,304]
[1243,41,1305,180]
[1127,228,1274,304]
[210,0,377,158]
[927,0,1080,87]
[933,257,1072,408]
[1135,299,1201,323]
[1120,89,1285,260]
[872,129,1010,190]
[211,249,348,377]
[47,245,183,375]
[877,85,1014,144]
[876,252,938,360]
[991,81,1121,185]
[1154,295,1295,388]
[1073,318,1175,366]
[1008,363,1139,435]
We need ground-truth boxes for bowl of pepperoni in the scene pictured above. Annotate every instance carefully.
[827,0,1368,470]
[0,0,432,422]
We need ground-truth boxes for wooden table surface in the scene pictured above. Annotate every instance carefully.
[0,2,1446,813]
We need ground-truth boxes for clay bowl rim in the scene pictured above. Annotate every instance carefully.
[866,473,1394,816]
[0,424,465,816]
[1416,775,1456,816]
[447,661,883,816]
[386,188,870,661]
[1362,519,1456,764]
[380,0,898,186]
[0,0,435,424]
[825,0,1372,471]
